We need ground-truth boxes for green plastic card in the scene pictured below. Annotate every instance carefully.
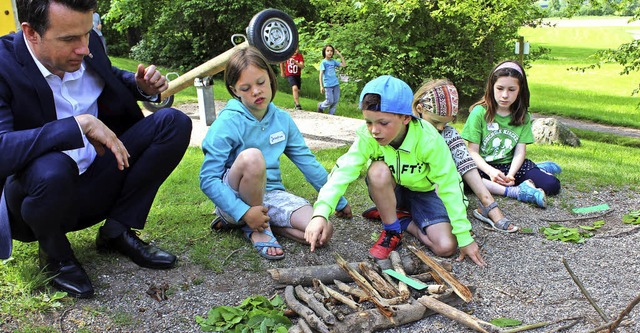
[572,204,610,214]
[382,269,428,290]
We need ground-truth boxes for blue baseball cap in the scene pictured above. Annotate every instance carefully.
[359,75,415,117]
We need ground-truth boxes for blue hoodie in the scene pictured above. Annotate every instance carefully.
[200,99,347,222]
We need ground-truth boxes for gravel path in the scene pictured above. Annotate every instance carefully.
[174,102,363,149]
[133,103,639,333]
[6,103,637,333]
[176,103,640,150]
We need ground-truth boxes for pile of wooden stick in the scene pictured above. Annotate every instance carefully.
[270,245,477,333]
[270,248,640,332]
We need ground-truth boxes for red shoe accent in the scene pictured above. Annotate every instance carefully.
[361,207,411,221]
[361,207,381,220]
[369,230,403,259]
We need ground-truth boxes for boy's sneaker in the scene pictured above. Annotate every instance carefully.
[517,180,547,208]
[317,103,323,113]
[536,161,562,175]
[295,104,302,110]
[361,207,411,221]
[369,230,403,259]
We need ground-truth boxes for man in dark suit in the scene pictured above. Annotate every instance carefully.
[0,0,192,298]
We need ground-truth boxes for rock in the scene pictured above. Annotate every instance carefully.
[532,117,581,147]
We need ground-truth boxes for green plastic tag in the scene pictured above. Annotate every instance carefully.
[572,204,610,214]
[382,269,428,290]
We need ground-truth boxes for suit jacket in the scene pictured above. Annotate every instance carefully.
[0,30,150,258]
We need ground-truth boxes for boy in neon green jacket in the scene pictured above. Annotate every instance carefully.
[305,75,485,266]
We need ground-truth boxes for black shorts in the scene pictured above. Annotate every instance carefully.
[286,75,302,88]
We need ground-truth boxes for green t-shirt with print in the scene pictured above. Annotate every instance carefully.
[461,105,534,164]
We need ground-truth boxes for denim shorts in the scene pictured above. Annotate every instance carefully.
[215,169,309,228]
[287,75,302,88]
[395,186,450,234]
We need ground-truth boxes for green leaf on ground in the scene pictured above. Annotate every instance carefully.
[490,317,522,327]
[195,295,291,332]
[541,220,604,243]
[623,210,640,225]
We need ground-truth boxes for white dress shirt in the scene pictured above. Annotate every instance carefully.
[24,34,105,174]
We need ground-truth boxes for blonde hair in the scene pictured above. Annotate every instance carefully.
[412,78,458,122]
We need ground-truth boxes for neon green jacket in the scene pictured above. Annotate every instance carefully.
[313,119,473,247]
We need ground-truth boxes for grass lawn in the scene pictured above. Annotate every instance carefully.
[114,20,640,126]
[3,16,640,331]
[111,55,363,118]
[521,22,640,128]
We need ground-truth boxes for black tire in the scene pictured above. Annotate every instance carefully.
[246,9,298,63]
[142,95,174,112]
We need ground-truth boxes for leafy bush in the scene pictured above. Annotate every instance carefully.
[103,0,547,102]
[106,0,320,71]
[298,0,547,103]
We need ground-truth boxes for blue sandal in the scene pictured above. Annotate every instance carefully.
[241,225,285,260]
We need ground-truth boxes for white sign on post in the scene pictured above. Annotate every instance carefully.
[515,41,530,55]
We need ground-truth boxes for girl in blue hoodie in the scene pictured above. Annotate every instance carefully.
[199,47,351,260]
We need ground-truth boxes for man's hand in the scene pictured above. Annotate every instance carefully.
[305,216,334,252]
[135,64,168,96]
[334,203,353,219]
[456,241,486,267]
[242,206,270,232]
[75,114,129,170]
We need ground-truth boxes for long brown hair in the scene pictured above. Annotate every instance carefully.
[469,60,529,126]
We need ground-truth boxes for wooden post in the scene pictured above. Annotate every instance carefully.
[518,35,525,64]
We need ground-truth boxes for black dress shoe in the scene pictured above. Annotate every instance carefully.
[96,228,177,269]
[39,248,94,298]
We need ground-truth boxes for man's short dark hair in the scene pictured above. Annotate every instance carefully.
[18,0,97,35]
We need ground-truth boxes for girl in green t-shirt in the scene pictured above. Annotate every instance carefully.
[414,78,518,233]
[461,61,561,209]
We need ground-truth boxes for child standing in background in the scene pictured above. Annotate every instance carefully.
[92,12,107,53]
[317,44,346,115]
[305,75,485,266]
[200,47,351,260]
[280,47,304,110]
[461,61,561,209]
[413,79,518,233]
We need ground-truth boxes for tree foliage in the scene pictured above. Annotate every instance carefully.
[100,0,545,103]
[556,0,638,16]
[301,0,545,104]
[104,0,319,72]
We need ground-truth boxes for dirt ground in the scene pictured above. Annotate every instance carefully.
[5,103,638,333]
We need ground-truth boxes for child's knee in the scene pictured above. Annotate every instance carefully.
[238,148,264,162]
[236,149,266,172]
[428,237,457,257]
[290,205,313,229]
[538,177,561,196]
[548,178,561,195]
[367,162,393,182]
